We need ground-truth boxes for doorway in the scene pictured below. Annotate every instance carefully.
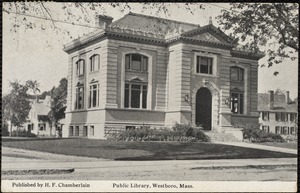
[195,87,212,130]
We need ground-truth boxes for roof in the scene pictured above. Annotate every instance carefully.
[258,93,297,113]
[110,12,200,34]
[32,102,50,116]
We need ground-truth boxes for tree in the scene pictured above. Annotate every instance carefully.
[2,81,31,136]
[48,78,68,133]
[217,3,298,75]
[26,80,40,101]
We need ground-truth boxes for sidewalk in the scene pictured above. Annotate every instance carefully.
[214,142,298,155]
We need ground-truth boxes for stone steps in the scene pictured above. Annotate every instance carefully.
[204,132,240,142]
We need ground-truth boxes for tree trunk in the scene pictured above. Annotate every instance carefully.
[9,122,12,137]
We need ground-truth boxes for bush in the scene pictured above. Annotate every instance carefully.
[106,123,209,142]
[11,130,37,137]
[1,124,10,136]
[243,128,284,143]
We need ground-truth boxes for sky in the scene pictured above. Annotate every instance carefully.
[2,3,298,99]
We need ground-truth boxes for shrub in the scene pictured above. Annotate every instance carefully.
[106,123,209,142]
[11,130,37,137]
[243,128,285,143]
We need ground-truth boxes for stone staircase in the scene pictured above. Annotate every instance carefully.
[204,132,240,142]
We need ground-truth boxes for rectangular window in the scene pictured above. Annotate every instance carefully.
[38,123,46,131]
[283,127,288,135]
[75,86,84,109]
[275,126,280,134]
[124,83,147,109]
[231,92,244,114]
[275,113,281,121]
[197,56,213,74]
[125,54,148,72]
[89,84,99,108]
[262,112,269,121]
[83,126,88,137]
[290,127,295,135]
[230,67,244,82]
[262,126,270,133]
[290,113,295,122]
[90,55,100,72]
[69,126,74,136]
[90,126,94,136]
[75,126,79,136]
[281,113,287,122]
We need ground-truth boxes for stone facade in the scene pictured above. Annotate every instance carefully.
[62,12,264,139]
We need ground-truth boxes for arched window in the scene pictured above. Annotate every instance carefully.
[90,54,100,72]
[230,66,244,82]
[76,59,85,76]
[125,54,148,72]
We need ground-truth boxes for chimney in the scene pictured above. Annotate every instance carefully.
[268,90,274,110]
[95,15,113,29]
[285,91,290,104]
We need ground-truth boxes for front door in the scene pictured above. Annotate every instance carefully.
[196,87,212,130]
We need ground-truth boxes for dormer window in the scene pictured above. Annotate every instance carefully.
[230,66,244,82]
[125,54,148,72]
[90,54,100,72]
[76,59,85,76]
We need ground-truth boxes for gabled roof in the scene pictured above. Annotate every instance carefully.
[258,93,297,113]
[110,12,200,35]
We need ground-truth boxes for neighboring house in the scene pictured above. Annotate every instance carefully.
[258,90,298,136]
[62,12,264,139]
[27,95,54,136]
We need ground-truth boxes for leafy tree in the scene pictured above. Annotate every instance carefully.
[217,3,298,75]
[26,80,40,101]
[48,78,68,131]
[2,81,31,136]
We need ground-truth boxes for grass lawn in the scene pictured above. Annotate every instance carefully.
[259,142,298,150]
[2,138,297,160]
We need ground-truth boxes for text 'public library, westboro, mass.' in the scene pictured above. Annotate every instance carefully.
[62,12,264,140]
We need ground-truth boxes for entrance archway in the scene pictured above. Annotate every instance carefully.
[195,87,212,130]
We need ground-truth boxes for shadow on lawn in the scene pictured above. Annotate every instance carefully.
[113,142,297,161]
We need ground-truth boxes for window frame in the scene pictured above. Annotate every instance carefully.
[124,82,148,109]
[230,91,244,114]
[75,85,84,110]
[230,66,244,82]
[76,59,85,76]
[262,112,269,121]
[88,83,99,108]
[90,54,100,72]
[196,56,214,75]
[125,54,148,72]
[38,123,46,131]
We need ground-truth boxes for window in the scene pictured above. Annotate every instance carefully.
[69,126,74,136]
[75,86,84,109]
[275,126,281,134]
[124,83,147,109]
[262,112,269,121]
[230,67,244,82]
[75,126,79,136]
[262,126,269,133]
[90,126,94,136]
[38,123,46,131]
[230,92,244,114]
[290,113,296,122]
[125,54,148,72]
[76,59,85,76]
[290,127,295,135]
[196,56,213,74]
[90,54,100,72]
[83,126,88,137]
[276,112,288,122]
[89,84,99,108]
[282,126,288,135]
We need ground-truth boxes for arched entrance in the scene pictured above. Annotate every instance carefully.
[196,87,212,130]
